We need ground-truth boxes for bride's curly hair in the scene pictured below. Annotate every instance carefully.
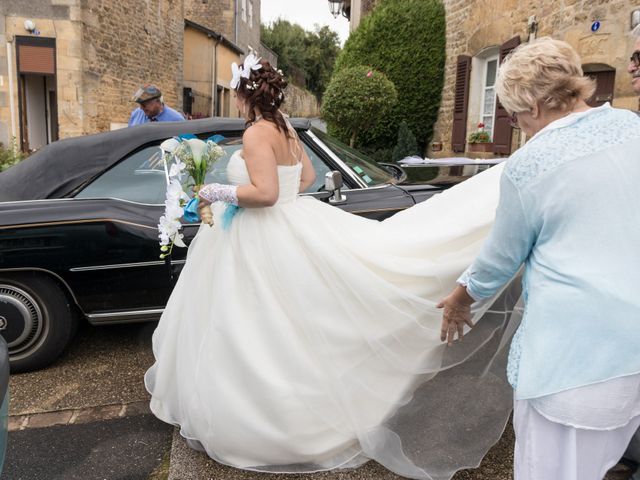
[236,59,290,136]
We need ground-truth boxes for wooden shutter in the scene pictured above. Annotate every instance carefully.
[493,36,521,155]
[18,45,55,75]
[451,55,471,153]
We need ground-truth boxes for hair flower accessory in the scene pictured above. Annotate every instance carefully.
[230,53,262,90]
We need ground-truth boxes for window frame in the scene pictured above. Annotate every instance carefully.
[479,54,499,141]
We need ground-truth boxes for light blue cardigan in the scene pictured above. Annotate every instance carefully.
[459,104,640,400]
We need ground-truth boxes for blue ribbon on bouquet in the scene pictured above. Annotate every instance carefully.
[183,197,241,230]
[183,197,201,223]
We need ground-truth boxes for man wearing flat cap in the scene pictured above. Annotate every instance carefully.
[128,84,185,126]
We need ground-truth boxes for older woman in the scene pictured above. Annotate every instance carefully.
[439,37,640,480]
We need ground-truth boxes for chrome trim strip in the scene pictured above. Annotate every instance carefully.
[87,308,164,319]
[305,131,369,189]
[0,198,75,205]
[350,206,406,214]
[72,197,164,207]
[86,308,164,325]
[70,259,186,272]
[0,218,157,231]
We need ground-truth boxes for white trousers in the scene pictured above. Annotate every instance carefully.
[514,399,640,480]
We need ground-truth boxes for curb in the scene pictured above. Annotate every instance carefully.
[8,400,151,432]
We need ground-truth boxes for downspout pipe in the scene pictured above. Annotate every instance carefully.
[211,36,220,117]
[6,39,18,149]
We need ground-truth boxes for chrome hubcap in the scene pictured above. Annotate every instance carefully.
[0,284,44,358]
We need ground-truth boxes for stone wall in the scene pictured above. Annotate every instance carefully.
[430,0,640,158]
[282,84,320,118]
[184,0,234,38]
[0,1,84,144]
[236,0,260,54]
[82,0,185,133]
[361,0,380,17]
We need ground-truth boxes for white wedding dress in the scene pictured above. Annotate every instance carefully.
[145,150,521,480]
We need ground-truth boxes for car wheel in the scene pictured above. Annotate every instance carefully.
[0,273,78,372]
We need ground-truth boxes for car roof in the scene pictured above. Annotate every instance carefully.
[0,117,311,202]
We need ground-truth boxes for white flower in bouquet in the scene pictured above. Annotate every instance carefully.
[157,135,225,258]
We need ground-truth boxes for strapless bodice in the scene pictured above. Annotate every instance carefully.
[227,151,302,204]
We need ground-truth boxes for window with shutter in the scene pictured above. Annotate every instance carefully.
[451,55,471,153]
[492,36,520,155]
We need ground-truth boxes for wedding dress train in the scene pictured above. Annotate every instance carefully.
[145,151,520,480]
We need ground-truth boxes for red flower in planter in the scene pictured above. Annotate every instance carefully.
[477,122,485,129]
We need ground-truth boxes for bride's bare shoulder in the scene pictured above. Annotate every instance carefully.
[243,121,274,141]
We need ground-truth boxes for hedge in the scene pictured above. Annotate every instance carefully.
[322,66,398,147]
[332,0,446,150]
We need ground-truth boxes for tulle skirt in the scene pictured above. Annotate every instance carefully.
[145,163,523,479]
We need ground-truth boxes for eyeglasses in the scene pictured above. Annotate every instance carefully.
[630,51,640,67]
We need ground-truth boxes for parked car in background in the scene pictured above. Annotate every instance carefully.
[0,118,494,372]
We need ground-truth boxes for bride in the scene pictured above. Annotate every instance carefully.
[145,54,517,480]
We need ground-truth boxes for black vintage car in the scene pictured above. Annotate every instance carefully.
[0,118,490,372]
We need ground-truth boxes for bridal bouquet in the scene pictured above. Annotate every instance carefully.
[158,134,225,258]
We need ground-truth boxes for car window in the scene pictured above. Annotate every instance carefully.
[301,143,331,193]
[76,139,239,204]
[76,134,330,203]
[310,127,394,186]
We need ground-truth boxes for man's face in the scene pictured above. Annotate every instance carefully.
[628,37,640,95]
[140,98,163,118]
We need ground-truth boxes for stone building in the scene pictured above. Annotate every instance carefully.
[0,0,263,152]
[430,0,640,158]
[339,0,380,31]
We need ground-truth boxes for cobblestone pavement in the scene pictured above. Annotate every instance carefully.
[6,321,634,480]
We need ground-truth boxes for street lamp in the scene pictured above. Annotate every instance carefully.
[328,0,344,18]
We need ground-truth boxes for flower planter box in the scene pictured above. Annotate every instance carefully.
[467,142,494,153]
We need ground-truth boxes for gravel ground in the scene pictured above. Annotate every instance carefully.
[9,321,156,415]
[167,425,514,480]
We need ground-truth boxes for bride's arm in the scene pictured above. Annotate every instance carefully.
[299,144,316,191]
[235,126,280,207]
[198,126,279,208]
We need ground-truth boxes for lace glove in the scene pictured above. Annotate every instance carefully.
[197,183,239,206]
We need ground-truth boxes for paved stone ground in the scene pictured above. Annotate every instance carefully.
[1,414,172,480]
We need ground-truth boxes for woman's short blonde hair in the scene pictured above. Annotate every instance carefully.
[495,37,595,114]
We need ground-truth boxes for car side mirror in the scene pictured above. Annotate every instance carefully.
[324,171,346,204]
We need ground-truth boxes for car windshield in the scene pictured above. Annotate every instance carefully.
[311,128,394,186]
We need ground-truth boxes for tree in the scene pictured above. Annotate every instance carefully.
[332,0,446,150]
[392,121,420,162]
[261,20,341,99]
[322,66,397,147]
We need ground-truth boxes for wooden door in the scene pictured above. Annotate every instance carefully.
[586,70,615,107]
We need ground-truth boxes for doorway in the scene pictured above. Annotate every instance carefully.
[583,64,615,107]
[15,36,58,152]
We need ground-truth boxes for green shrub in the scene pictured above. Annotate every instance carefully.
[0,140,25,172]
[322,66,397,147]
[392,120,420,162]
[362,147,393,164]
[332,0,446,150]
